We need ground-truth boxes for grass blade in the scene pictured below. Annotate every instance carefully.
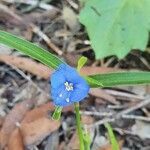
[86,71,150,87]
[0,30,65,69]
[104,123,119,150]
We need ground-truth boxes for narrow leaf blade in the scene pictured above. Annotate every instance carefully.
[86,71,150,87]
[0,30,65,69]
[104,123,119,150]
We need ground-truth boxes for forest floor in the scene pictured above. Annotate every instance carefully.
[0,0,150,150]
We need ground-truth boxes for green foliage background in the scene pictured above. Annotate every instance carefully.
[79,0,150,59]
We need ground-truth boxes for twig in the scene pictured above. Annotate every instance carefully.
[89,88,118,105]
[80,111,113,117]
[66,0,78,10]
[113,128,137,136]
[116,96,150,118]
[142,108,150,117]
[87,97,150,128]
[139,57,150,70]
[77,46,91,53]
[86,118,115,129]
[2,0,59,11]
[131,51,150,70]
[103,57,116,67]
[122,114,150,122]
[108,105,127,109]
[30,24,63,56]
[81,111,150,126]
[83,40,90,45]
[104,89,144,100]
[9,64,49,97]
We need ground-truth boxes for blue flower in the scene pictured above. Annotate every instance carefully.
[50,64,90,106]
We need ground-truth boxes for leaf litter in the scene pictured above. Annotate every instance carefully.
[0,0,150,150]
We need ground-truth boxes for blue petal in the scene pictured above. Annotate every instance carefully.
[51,85,73,106]
[62,64,81,83]
[50,64,90,106]
[51,65,66,88]
[70,78,90,102]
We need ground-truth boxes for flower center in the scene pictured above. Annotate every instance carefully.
[64,82,73,91]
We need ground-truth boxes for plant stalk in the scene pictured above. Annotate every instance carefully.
[74,102,84,150]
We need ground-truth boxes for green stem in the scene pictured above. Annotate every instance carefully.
[52,106,62,120]
[74,102,84,150]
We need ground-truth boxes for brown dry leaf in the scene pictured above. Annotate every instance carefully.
[22,102,54,124]
[146,85,150,94]
[67,132,79,150]
[95,98,107,105]
[80,67,119,76]
[63,52,81,66]
[0,117,4,129]
[99,140,124,150]
[8,129,24,150]
[20,103,72,146]
[22,102,73,124]
[89,88,118,105]
[8,103,56,150]
[57,141,66,150]
[24,9,59,25]
[0,99,36,149]
[0,55,53,79]
[0,4,25,26]
[21,117,60,146]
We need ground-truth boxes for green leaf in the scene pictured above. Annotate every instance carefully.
[85,76,103,87]
[83,131,91,150]
[77,56,88,71]
[86,71,150,87]
[104,123,119,150]
[79,0,150,59]
[0,30,65,69]
[52,106,62,120]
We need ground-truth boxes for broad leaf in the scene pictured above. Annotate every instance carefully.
[0,30,65,69]
[79,0,150,59]
[87,71,150,87]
